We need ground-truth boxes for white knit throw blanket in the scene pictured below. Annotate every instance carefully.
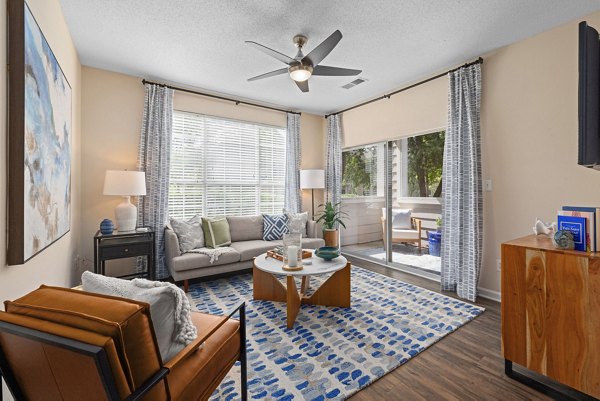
[131,278,198,345]
[187,247,237,264]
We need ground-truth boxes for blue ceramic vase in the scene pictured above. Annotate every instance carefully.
[100,219,114,235]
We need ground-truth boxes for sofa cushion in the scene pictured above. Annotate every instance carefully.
[170,215,204,253]
[170,250,241,272]
[230,240,278,261]
[227,215,263,242]
[301,237,326,249]
[262,214,289,240]
[287,212,308,237]
[202,217,232,248]
[391,228,420,239]
[167,312,240,401]
[4,286,166,399]
[81,272,197,363]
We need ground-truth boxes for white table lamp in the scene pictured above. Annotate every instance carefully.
[103,170,146,232]
[300,169,325,219]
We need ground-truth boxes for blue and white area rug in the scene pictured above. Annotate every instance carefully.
[189,265,484,401]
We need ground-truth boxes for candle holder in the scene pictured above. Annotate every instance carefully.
[282,233,303,271]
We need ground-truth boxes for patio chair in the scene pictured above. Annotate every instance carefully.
[0,285,247,401]
[381,209,422,250]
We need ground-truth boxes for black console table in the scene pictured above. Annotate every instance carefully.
[93,229,155,280]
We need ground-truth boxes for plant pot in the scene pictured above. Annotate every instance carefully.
[323,229,339,248]
[428,231,442,257]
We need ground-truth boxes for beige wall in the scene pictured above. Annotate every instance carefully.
[80,67,145,270]
[299,113,326,215]
[339,11,600,297]
[479,11,600,293]
[81,67,325,264]
[0,0,82,302]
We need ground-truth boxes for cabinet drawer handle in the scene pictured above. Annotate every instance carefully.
[124,248,129,252]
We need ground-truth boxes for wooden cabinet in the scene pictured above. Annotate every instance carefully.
[93,229,156,280]
[502,235,600,399]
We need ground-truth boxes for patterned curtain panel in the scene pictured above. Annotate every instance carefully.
[440,63,483,302]
[325,115,342,207]
[284,113,301,214]
[137,83,174,279]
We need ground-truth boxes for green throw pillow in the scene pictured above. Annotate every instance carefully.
[202,217,231,248]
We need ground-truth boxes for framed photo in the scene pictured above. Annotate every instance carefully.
[8,0,72,265]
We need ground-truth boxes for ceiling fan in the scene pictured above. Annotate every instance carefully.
[245,30,362,93]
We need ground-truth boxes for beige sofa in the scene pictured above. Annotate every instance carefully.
[165,214,325,289]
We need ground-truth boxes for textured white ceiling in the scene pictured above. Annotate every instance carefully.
[59,0,600,115]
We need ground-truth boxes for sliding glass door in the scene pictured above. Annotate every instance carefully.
[340,131,444,279]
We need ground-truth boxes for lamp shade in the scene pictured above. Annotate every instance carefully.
[103,170,147,196]
[300,169,325,189]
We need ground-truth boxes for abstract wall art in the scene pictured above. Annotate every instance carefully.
[8,0,72,265]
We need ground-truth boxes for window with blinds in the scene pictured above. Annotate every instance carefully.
[169,110,286,219]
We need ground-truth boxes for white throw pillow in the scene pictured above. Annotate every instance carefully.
[170,215,204,253]
[286,211,308,237]
[81,271,197,362]
[391,209,412,229]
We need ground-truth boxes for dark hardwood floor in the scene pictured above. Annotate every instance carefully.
[345,255,559,401]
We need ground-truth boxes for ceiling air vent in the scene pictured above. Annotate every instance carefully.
[342,77,367,89]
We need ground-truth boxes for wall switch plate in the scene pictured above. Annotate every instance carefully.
[484,179,493,192]
[497,259,501,271]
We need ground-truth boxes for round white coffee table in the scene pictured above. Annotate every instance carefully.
[253,250,351,328]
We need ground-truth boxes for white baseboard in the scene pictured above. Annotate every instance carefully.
[478,287,501,302]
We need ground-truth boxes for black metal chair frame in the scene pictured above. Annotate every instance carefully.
[0,302,247,401]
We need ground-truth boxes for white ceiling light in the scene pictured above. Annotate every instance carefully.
[289,65,313,82]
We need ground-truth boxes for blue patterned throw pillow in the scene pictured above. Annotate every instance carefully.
[263,214,289,241]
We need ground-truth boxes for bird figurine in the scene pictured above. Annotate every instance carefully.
[533,218,556,237]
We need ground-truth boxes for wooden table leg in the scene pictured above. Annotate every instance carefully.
[286,276,301,329]
[301,276,310,295]
[253,265,287,302]
[303,263,351,308]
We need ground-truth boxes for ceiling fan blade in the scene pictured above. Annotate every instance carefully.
[247,68,288,82]
[312,65,362,76]
[302,30,342,67]
[295,80,309,93]
[245,41,296,65]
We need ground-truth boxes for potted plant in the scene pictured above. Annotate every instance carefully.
[315,201,347,247]
[435,217,442,233]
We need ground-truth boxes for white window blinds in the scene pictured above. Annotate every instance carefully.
[169,111,286,219]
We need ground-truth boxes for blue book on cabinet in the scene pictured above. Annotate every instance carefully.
[557,215,587,252]
[562,206,599,251]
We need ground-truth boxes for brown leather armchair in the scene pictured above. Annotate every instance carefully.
[0,285,247,401]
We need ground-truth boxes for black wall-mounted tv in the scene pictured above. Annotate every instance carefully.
[579,21,600,169]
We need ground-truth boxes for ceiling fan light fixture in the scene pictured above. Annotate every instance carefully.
[289,65,313,82]
[247,30,354,92]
